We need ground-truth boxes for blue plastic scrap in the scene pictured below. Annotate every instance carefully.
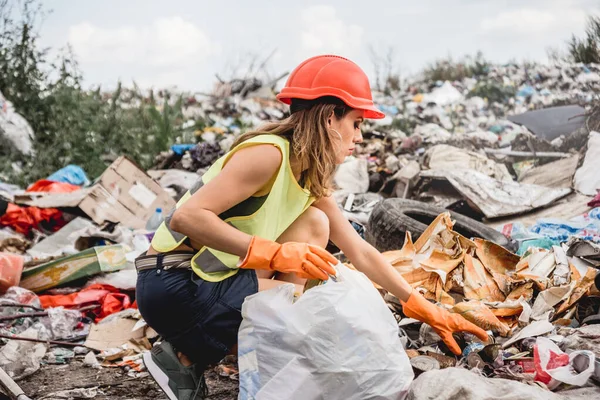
[516,85,535,98]
[171,144,196,155]
[377,105,400,116]
[501,208,600,255]
[47,165,90,186]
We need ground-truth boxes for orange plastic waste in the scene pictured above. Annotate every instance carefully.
[27,180,80,193]
[0,252,24,294]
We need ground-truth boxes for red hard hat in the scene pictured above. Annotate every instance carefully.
[277,55,384,119]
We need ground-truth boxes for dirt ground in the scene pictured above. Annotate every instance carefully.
[19,360,239,399]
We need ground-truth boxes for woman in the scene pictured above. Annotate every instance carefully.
[137,55,487,400]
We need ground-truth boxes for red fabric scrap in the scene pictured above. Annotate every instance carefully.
[0,180,80,236]
[39,284,136,322]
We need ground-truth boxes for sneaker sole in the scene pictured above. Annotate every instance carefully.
[143,351,178,400]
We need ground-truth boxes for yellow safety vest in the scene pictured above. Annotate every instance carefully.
[151,134,314,282]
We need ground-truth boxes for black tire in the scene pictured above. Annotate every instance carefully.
[365,199,517,252]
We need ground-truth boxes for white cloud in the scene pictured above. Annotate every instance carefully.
[297,5,364,59]
[480,7,587,35]
[67,17,218,88]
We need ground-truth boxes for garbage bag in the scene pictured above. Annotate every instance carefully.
[238,264,413,400]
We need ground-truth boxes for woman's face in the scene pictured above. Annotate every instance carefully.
[328,108,365,164]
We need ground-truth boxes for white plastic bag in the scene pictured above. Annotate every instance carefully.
[334,157,369,194]
[534,337,596,390]
[238,264,413,400]
[0,90,34,155]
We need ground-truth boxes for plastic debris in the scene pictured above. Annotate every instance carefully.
[47,165,90,187]
[0,324,50,380]
[0,90,34,155]
[534,337,596,390]
[83,351,101,369]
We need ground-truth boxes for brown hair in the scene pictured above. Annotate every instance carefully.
[231,97,352,199]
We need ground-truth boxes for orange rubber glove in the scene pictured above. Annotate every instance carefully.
[401,290,489,355]
[239,236,337,280]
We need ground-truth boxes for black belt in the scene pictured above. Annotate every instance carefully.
[134,251,195,272]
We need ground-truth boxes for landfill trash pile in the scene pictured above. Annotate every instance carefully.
[0,60,598,399]
[363,212,600,397]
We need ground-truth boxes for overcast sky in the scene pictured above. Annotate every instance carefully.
[38,0,600,92]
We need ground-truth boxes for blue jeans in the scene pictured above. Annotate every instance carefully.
[136,253,258,370]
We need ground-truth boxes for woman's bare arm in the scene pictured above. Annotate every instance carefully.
[169,144,282,257]
[313,195,413,301]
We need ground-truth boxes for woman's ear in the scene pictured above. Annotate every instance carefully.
[327,110,335,127]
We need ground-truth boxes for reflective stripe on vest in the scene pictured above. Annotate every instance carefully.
[150,134,314,282]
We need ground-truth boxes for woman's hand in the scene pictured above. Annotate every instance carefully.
[401,290,488,355]
[313,195,487,354]
[240,236,337,280]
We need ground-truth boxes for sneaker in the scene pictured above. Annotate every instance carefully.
[143,341,208,400]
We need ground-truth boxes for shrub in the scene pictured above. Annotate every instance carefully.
[568,15,600,64]
[422,52,490,83]
[0,0,185,186]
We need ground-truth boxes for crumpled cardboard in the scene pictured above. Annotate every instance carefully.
[14,157,175,229]
[371,212,597,336]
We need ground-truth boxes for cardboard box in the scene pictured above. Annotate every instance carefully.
[14,156,175,229]
[20,245,127,292]
[85,314,146,351]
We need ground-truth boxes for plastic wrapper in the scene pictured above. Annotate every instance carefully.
[87,270,137,290]
[334,157,369,194]
[238,264,413,400]
[534,337,596,390]
[46,307,82,340]
[0,252,24,293]
[0,286,41,314]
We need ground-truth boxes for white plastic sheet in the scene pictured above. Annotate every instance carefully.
[420,169,571,219]
[238,265,413,400]
[424,144,512,182]
[574,131,600,196]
